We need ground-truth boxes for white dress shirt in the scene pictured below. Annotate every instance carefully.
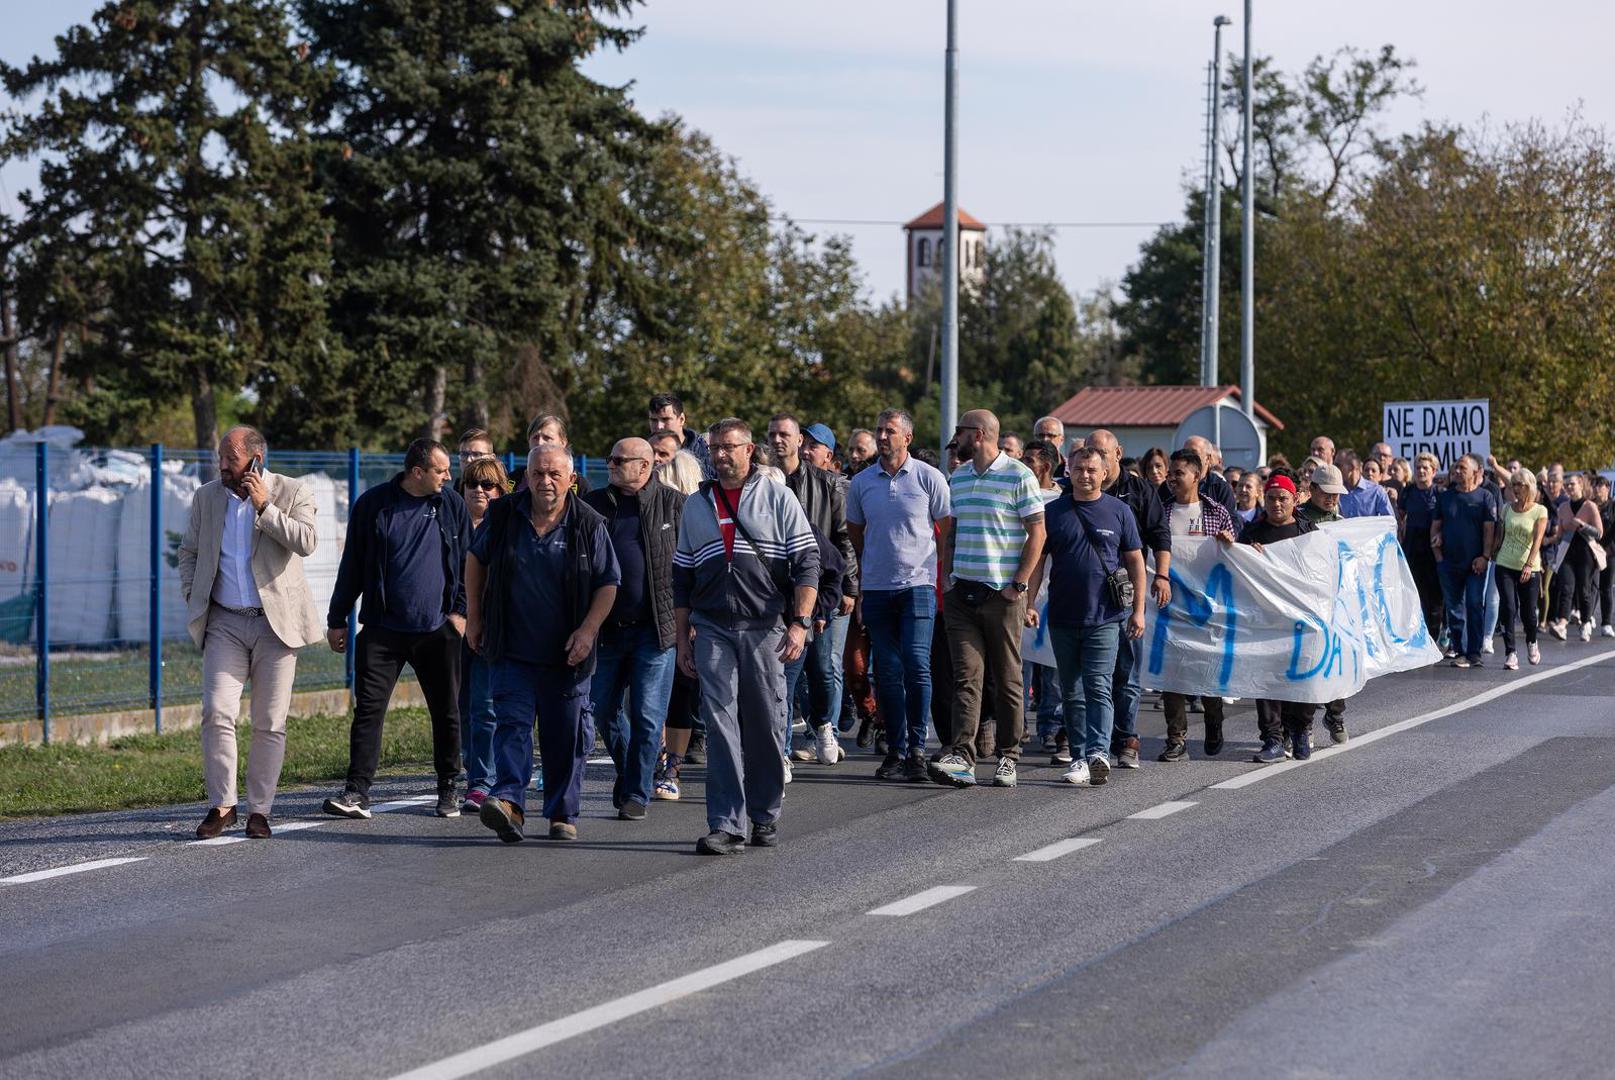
[211,488,264,609]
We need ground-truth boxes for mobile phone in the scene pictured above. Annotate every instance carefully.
[250,456,264,476]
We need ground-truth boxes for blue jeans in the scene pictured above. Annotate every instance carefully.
[1439,564,1488,662]
[1050,623,1122,762]
[861,587,936,758]
[489,660,593,823]
[457,644,497,793]
[1110,627,1143,743]
[1025,661,1062,740]
[590,624,676,809]
[1482,559,1499,641]
[805,610,850,732]
[781,649,807,756]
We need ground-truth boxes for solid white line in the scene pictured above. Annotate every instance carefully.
[1,857,147,885]
[1014,837,1102,863]
[386,939,830,1080]
[1212,648,1615,791]
[867,884,978,916]
[1128,800,1198,820]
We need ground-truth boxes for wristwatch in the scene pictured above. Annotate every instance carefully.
[1012,581,1029,595]
[791,614,813,630]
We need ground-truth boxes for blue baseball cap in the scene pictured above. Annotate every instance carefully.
[803,423,836,451]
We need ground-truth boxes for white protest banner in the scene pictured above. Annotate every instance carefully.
[1382,399,1490,468]
[1023,518,1440,702]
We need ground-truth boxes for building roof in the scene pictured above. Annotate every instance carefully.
[1051,385,1284,431]
[903,202,986,231]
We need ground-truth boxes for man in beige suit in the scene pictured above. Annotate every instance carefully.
[178,426,324,839]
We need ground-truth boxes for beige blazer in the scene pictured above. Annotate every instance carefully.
[177,472,326,649]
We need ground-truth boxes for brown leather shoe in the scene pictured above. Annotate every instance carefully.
[548,821,577,841]
[245,813,272,839]
[479,797,525,843]
[195,807,238,839]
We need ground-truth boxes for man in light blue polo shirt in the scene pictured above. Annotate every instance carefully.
[1338,449,1394,518]
[932,408,1046,789]
[847,408,951,783]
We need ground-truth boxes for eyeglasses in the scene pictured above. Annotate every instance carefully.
[470,480,502,492]
[608,455,651,467]
[710,442,750,454]
[954,425,981,434]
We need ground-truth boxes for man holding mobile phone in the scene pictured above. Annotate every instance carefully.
[179,427,325,840]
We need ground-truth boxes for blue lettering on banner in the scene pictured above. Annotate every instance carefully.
[1371,532,1426,648]
[1149,564,1237,689]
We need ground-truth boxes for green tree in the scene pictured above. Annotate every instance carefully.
[1,0,335,448]
[299,0,663,448]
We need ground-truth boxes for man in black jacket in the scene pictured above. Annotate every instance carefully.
[1085,429,1173,769]
[468,446,620,843]
[767,414,859,767]
[323,439,471,821]
[583,437,685,821]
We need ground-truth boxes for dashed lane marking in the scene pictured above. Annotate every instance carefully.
[867,884,978,916]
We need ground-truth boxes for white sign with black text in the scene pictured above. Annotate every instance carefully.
[1382,399,1490,468]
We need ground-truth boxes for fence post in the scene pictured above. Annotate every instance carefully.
[346,447,359,694]
[504,451,516,478]
[150,443,164,733]
[34,441,49,743]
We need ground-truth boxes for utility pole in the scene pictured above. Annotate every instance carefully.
[939,0,960,451]
[1199,59,1214,387]
[1207,15,1231,449]
[1239,0,1256,419]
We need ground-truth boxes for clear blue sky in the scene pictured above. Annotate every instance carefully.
[6,1,1612,304]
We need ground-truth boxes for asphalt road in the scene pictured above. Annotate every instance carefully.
[3,637,1614,1080]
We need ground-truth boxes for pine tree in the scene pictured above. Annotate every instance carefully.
[0,0,335,448]
[298,0,663,446]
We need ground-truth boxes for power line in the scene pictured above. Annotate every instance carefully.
[781,216,1172,229]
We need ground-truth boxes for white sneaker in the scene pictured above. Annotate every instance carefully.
[1504,652,1518,670]
[814,725,843,766]
[1482,639,1495,655]
[1602,625,1615,639]
[1061,760,1091,785]
[1581,622,1594,643]
[1549,620,1567,641]
[782,756,793,784]
[1528,642,1541,665]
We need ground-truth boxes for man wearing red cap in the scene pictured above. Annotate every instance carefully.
[1236,471,1321,763]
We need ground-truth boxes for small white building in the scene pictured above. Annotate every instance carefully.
[903,202,986,303]
[1052,384,1284,466]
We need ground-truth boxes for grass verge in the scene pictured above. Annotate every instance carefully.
[0,707,435,819]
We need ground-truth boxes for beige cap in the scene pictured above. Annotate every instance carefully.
[1311,464,1349,495]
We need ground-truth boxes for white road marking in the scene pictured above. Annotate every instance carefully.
[1,857,147,885]
[1128,800,1198,820]
[867,884,978,916]
[1014,837,1102,862]
[386,939,831,1080]
[1212,649,1615,791]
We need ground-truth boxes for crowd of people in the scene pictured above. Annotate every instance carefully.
[181,401,1615,853]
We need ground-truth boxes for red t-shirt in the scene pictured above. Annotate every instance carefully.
[714,484,741,559]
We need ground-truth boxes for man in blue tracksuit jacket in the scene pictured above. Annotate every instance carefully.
[673,419,819,856]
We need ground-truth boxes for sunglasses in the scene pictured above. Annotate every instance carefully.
[608,455,651,466]
[469,480,502,492]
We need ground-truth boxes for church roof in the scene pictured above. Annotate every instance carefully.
[903,202,986,231]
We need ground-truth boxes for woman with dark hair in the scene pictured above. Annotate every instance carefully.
[457,455,509,810]
[1140,447,1168,489]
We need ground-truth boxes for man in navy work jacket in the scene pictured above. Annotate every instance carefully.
[324,438,472,821]
[470,445,620,843]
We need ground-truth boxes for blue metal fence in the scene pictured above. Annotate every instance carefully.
[1,442,607,741]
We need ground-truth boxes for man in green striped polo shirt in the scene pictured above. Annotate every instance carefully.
[932,409,1047,789]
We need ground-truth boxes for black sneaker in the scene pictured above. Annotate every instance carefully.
[435,781,460,818]
[1050,745,1074,766]
[1041,734,1059,753]
[856,715,877,749]
[1290,724,1313,761]
[684,736,706,766]
[618,799,647,821]
[1325,720,1348,745]
[874,753,904,780]
[903,753,930,782]
[322,787,371,819]
[749,822,778,848]
[696,830,745,855]
[1204,718,1224,757]
[1158,740,1188,762]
